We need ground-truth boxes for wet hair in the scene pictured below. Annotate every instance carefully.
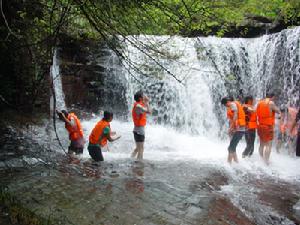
[228,96,234,101]
[61,110,68,117]
[221,97,231,106]
[244,96,253,104]
[103,111,113,121]
[134,91,143,102]
[266,92,275,98]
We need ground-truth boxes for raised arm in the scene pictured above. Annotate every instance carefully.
[269,101,280,114]
[56,110,71,124]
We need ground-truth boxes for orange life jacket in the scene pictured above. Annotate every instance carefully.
[243,103,257,129]
[132,102,147,126]
[227,101,246,127]
[65,113,83,141]
[89,119,110,147]
[256,98,275,126]
[234,101,246,127]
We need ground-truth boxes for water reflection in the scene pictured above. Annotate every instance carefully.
[125,161,145,194]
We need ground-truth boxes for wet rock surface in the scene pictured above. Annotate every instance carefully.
[1,124,300,225]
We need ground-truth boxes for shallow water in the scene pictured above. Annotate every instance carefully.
[2,118,300,225]
[82,119,300,182]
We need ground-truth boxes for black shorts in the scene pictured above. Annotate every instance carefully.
[68,146,83,155]
[88,144,104,161]
[133,132,145,142]
[68,142,83,155]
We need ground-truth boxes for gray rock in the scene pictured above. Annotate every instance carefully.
[293,200,300,221]
[5,158,24,168]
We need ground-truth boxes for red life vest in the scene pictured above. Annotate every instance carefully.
[65,113,83,141]
[89,119,110,147]
[256,98,275,126]
[132,102,147,126]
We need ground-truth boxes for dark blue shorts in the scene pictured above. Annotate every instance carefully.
[228,131,244,153]
[88,144,104,161]
[133,132,145,142]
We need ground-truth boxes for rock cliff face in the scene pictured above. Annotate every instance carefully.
[58,36,128,118]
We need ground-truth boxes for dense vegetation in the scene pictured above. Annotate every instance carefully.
[0,0,299,112]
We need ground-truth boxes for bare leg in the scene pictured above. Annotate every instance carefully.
[227,153,231,164]
[276,139,282,153]
[259,142,265,158]
[131,142,141,158]
[288,138,296,156]
[233,152,238,163]
[131,148,138,158]
[264,141,272,165]
[137,142,144,160]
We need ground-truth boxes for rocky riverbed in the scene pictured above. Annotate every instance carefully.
[1,120,300,225]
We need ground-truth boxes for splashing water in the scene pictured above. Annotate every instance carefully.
[81,119,300,182]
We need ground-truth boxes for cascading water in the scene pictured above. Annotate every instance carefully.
[123,36,220,136]
[50,48,66,111]
[118,27,300,137]
[82,26,300,172]
[49,48,69,148]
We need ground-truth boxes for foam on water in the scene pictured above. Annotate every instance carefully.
[81,119,300,182]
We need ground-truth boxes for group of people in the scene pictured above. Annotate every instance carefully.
[221,93,300,165]
[56,91,151,162]
[56,89,300,166]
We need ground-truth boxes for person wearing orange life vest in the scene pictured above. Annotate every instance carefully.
[88,111,120,162]
[56,109,85,155]
[242,96,257,157]
[221,97,246,164]
[278,106,299,154]
[131,91,151,160]
[276,107,288,153]
[256,93,280,165]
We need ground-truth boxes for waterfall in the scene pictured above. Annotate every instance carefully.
[122,36,220,137]
[80,26,300,180]
[102,27,300,137]
[50,48,66,111]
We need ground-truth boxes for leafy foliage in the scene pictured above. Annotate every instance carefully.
[0,0,299,112]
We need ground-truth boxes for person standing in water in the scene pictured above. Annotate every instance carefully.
[56,109,85,155]
[256,93,280,165]
[88,111,121,162]
[131,91,151,160]
[276,107,287,153]
[242,96,257,157]
[285,106,298,155]
[221,97,246,164]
